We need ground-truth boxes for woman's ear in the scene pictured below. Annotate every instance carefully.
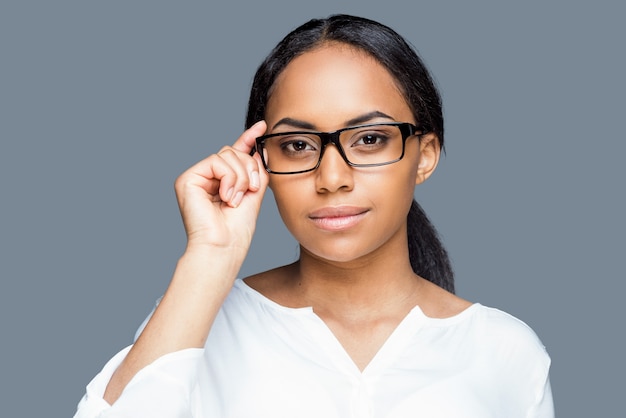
[415,133,441,185]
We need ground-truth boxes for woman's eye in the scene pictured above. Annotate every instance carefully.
[359,135,380,145]
[277,137,318,156]
[288,141,311,151]
[283,140,314,152]
[354,133,388,147]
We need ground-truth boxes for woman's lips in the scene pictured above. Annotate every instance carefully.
[308,206,369,231]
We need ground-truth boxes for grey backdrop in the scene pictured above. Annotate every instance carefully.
[1,1,623,416]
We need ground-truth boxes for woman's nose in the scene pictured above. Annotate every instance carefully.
[314,144,354,193]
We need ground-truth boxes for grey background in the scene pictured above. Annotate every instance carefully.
[1,1,623,416]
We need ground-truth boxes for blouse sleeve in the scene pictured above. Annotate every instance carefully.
[73,345,204,418]
[528,374,555,418]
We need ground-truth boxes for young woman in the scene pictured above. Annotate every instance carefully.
[75,15,553,417]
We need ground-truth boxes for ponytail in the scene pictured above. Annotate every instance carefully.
[407,199,455,293]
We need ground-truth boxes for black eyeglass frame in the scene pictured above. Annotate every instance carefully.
[253,122,427,175]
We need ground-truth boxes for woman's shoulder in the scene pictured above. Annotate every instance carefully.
[238,263,306,309]
[415,282,549,364]
[220,264,307,315]
[460,304,551,368]
[419,280,546,352]
[473,305,545,344]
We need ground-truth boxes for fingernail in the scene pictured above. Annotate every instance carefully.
[231,191,244,207]
[225,187,234,201]
[250,171,260,189]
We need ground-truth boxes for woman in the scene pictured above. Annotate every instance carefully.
[75,14,553,417]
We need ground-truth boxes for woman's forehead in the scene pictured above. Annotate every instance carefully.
[265,44,412,130]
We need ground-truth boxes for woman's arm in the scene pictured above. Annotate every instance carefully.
[102,121,269,405]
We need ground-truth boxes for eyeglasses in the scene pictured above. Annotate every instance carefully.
[254,122,426,174]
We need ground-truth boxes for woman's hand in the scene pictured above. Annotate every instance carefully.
[103,123,270,406]
[174,121,269,254]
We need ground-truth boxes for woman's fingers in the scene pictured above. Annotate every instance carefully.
[232,120,266,155]
[217,120,268,207]
[174,120,271,250]
[214,147,258,207]
[223,123,268,205]
[177,121,268,207]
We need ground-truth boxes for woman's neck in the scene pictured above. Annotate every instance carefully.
[281,243,424,319]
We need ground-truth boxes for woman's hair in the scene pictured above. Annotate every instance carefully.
[246,14,455,293]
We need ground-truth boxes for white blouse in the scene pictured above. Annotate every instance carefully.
[74,279,553,417]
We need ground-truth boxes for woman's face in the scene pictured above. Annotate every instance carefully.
[264,43,440,265]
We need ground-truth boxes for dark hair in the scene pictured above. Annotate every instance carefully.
[246,14,454,293]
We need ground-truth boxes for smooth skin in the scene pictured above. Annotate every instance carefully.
[103,42,470,404]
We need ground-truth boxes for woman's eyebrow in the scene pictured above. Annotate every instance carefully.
[271,118,316,131]
[344,111,395,126]
[272,111,396,132]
